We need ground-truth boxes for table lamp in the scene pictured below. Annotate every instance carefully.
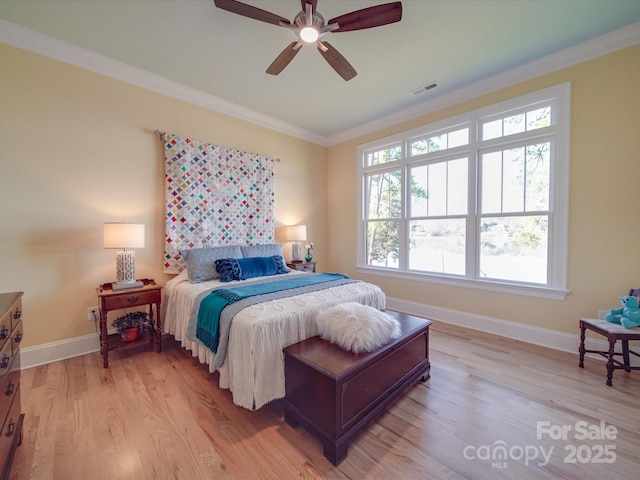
[286,225,307,262]
[104,222,145,290]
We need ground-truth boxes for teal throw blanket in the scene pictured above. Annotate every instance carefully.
[196,273,349,352]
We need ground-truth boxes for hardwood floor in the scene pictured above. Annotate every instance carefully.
[9,322,640,479]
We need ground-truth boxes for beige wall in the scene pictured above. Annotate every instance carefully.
[326,45,640,336]
[2,40,638,351]
[0,43,327,348]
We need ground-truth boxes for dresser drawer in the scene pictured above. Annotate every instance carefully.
[11,321,23,357]
[0,316,9,353]
[0,351,19,424]
[0,387,21,477]
[0,295,21,354]
[10,301,22,335]
[0,340,12,382]
[101,290,161,311]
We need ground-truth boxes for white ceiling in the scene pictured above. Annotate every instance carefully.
[1,0,640,145]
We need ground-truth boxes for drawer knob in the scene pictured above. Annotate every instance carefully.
[14,332,23,343]
[4,381,13,397]
[1,356,9,369]
[0,326,7,340]
[5,419,14,438]
[13,308,21,320]
[127,296,139,304]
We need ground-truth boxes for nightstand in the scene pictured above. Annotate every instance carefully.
[96,279,162,368]
[287,261,316,273]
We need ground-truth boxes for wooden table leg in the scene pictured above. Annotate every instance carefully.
[622,339,631,372]
[156,301,162,353]
[578,322,586,368]
[100,308,109,368]
[606,339,616,386]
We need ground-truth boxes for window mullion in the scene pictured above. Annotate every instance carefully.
[399,164,408,271]
[467,144,479,280]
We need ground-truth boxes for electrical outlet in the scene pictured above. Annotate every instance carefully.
[88,306,100,321]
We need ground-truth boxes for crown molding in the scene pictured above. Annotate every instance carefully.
[326,21,640,146]
[0,19,326,146]
[1,19,638,148]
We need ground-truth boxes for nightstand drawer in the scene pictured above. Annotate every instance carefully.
[101,290,161,310]
[287,262,316,273]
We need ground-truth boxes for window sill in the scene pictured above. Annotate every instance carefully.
[357,266,569,301]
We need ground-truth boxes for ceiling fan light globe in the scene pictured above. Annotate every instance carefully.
[300,26,319,43]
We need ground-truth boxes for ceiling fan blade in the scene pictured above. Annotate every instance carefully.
[214,0,291,26]
[317,41,357,81]
[266,42,302,76]
[328,1,402,32]
[300,0,318,14]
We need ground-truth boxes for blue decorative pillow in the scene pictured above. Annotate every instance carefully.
[215,255,289,282]
[215,257,243,282]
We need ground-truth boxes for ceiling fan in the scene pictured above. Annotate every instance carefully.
[213,0,402,81]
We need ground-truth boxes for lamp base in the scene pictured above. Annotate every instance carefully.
[115,250,138,289]
[292,242,303,262]
[112,280,144,291]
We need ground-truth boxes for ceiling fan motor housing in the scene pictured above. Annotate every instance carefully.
[294,10,325,43]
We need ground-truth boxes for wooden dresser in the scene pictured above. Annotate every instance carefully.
[0,292,24,480]
[283,311,431,465]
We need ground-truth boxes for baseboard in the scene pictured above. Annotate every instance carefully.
[19,300,639,369]
[386,297,640,367]
[21,333,99,369]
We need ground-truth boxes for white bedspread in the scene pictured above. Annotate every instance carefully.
[162,270,386,410]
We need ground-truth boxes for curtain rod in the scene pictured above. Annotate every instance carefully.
[154,130,280,162]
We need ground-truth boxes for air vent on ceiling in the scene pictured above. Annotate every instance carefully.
[411,82,440,96]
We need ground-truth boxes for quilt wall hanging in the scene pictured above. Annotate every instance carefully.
[161,132,276,273]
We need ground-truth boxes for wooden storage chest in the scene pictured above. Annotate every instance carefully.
[283,311,431,465]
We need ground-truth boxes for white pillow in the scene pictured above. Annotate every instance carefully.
[315,303,401,353]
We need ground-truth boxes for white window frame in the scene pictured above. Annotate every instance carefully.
[357,83,570,300]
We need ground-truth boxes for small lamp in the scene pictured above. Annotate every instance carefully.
[286,225,307,262]
[104,222,145,290]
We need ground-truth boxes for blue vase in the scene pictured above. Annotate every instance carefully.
[305,249,313,263]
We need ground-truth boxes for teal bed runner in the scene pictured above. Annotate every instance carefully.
[196,273,349,353]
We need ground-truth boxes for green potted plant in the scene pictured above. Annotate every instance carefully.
[111,311,154,342]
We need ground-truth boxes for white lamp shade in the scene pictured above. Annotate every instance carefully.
[104,223,145,249]
[286,225,307,242]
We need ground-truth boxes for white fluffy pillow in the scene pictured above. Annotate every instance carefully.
[315,303,402,353]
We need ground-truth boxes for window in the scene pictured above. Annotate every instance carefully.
[358,84,570,299]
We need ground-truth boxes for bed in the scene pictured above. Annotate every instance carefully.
[162,255,386,410]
